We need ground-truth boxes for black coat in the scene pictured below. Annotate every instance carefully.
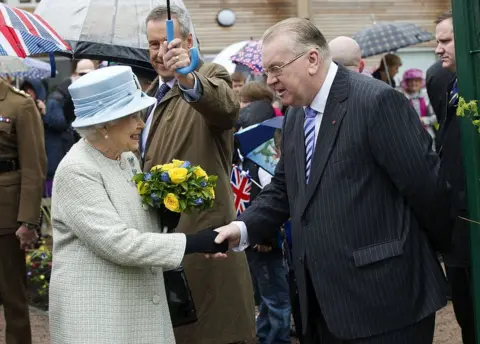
[239,66,451,339]
[427,61,469,266]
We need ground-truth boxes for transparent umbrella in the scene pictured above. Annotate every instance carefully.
[35,0,199,69]
[0,57,55,79]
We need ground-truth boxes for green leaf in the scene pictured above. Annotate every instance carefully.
[132,174,144,183]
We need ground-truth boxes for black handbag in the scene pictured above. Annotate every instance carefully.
[160,208,198,328]
[163,266,198,327]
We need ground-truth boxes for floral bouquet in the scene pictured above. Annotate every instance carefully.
[132,159,218,327]
[132,159,217,232]
[26,238,52,310]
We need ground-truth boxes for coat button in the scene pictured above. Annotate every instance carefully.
[152,295,161,304]
[301,219,308,227]
[298,256,304,264]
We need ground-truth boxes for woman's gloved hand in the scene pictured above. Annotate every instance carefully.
[184,227,229,255]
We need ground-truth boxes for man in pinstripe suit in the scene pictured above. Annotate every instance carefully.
[211,18,453,343]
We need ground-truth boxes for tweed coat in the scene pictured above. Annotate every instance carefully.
[0,79,46,233]
[49,140,186,344]
[143,62,255,344]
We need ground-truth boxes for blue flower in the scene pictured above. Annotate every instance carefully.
[151,193,160,202]
[160,172,170,182]
[200,181,207,187]
[27,271,32,277]
[194,198,203,206]
[181,161,192,168]
[144,173,152,181]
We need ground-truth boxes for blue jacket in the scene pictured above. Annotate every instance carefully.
[24,78,74,179]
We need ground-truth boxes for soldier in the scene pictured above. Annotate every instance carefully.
[0,77,47,344]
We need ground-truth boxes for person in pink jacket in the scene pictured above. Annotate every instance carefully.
[400,68,438,143]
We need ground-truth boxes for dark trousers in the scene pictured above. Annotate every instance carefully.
[304,269,435,344]
[0,234,31,344]
[445,265,475,344]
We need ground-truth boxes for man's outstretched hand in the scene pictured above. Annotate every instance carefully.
[206,223,242,259]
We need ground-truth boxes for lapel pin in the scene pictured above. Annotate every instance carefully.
[332,120,336,125]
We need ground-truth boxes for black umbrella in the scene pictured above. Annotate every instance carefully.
[352,22,435,58]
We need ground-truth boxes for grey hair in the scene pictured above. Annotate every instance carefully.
[262,18,330,61]
[74,118,123,141]
[145,5,191,39]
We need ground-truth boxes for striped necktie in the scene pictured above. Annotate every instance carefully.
[449,79,458,107]
[156,83,171,102]
[304,107,317,183]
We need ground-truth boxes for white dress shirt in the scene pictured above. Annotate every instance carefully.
[141,76,201,157]
[233,62,339,251]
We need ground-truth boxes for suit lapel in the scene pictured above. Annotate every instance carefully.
[302,66,349,210]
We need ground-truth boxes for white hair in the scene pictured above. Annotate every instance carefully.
[262,18,331,60]
[146,5,191,39]
[74,118,122,141]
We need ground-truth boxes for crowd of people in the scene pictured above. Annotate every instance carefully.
[0,3,473,344]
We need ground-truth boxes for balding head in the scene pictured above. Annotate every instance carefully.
[328,36,365,73]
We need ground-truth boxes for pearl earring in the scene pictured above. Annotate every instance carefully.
[104,134,109,139]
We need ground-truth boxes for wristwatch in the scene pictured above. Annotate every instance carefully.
[22,222,36,230]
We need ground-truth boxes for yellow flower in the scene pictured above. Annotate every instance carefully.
[40,275,45,280]
[161,163,175,172]
[164,193,180,212]
[26,255,31,264]
[137,181,148,195]
[168,167,188,184]
[172,159,185,167]
[194,167,207,179]
[151,164,163,171]
[207,187,215,199]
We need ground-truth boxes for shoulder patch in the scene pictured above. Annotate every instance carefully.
[10,86,29,97]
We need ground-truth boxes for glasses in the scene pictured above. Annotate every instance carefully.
[263,51,307,77]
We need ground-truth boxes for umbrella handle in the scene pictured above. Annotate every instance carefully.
[166,19,199,75]
[49,53,56,78]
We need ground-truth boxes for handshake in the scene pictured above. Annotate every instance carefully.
[184,224,242,257]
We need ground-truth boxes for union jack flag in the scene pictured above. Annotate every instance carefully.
[231,165,252,216]
[0,4,70,57]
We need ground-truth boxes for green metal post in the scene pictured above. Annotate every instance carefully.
[452,0,480,341]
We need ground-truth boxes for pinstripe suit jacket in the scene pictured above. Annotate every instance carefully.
[239,65,452,340]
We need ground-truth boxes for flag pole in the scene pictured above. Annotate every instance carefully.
[232,165,263,189]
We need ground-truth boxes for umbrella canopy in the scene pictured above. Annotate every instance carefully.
[231,40,263,74]
[212,40,248,74]
[0,56,28,74]
[0,57,54,79]
[352,22,435,58]
[235,116,283,175]
[35,0,199,69]
[0,4,70,58]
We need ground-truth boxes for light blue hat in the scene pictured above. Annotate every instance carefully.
[69,65,156,128]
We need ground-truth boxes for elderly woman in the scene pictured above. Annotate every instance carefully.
[49,66,226,344]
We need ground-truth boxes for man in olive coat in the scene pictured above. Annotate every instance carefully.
[0,78,47,344]
[141,5,255,344]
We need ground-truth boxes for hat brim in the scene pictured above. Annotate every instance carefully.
[72,91,156,128]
